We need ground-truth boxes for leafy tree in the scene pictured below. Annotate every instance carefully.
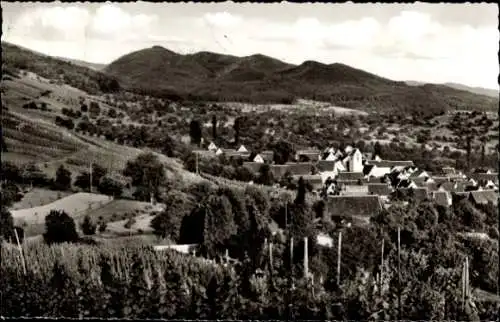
[272,140,295,164]
[97,175,123,197]
[74,171,91,190]
[54,165,72,190]
[1,162,22,183]
[212,114,217,140]
[80,214,97,235]
[189,119,202,146]
[234,117,241,145]
[89,101,101,118]
[43,210,79,244]
[107,108,117,118]
[98,221,107,233]
[123,152,165,201]
[0,205,15,242]
[80,103,88,112]
[151,191,195,241]
[201,194,237,257]
[374,141,383,158]
[256,164,274,185]
[22,163,49,187]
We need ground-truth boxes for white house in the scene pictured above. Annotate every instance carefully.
[374,155,382,162]
[345,145,354,154]
[253,154,265,163]
[215,148,224,156]
[208,142,217,152]
[316,233,334,248]
[368,165,392,178]
[237,145,248,153]
[325,152,336,161]
[348,149,363,173]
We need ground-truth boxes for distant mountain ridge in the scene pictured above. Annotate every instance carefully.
[2,41,497,116]
[406,80,499,98]
[104,45,498,115]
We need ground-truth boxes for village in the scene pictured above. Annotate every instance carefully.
[194,141,499,223]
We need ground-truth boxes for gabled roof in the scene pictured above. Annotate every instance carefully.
[367,160,414,168]
[237,145,248,153]
[438,182,455,192]
[469,190,498,205]
[297,149,321,155]
[285,162,313,176]
[433,191,452,207]
[270,164,290,179]
[292,174,323,188]
[337,172,364,181]
[243,162,263,174]
[469,173,499,184]
[317,160,336,172]
[341,185,369,196]
[412,188,430,202]
[442,167,456,175]
[326,195,383,217]
[431,176,450,185]
[367,183,392,196]
[409,169,429,178]
[363,164,375,176]
[260,151,274,162]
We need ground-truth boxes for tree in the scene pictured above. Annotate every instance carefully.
[22,163,49,187]
[272,140,295,164]
[107,108,117,118]
[123,152,165,201]
[80,214,97,235]
[234,117,241,146]
[74,171,91,190]
[54,165,72,190]
[89,101,100,118]
[189,119,202,146]
[97,176,123,197]
[256,164,274,186]
[212,114,217,140]
[2,162,22,183]
[0,205,15,243]
[43,210,79,244]
[98,221,107,233]
[202,194,237,257]
[374,141,382,158]
[150,191,195,241]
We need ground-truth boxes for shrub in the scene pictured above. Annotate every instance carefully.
[43,210,79,244]
[80,214,97,235]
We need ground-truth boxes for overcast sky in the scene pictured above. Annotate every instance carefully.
[2,2,498,89]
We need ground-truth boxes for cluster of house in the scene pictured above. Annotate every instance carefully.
[195,142,499,223]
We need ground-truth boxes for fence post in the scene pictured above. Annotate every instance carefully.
[14,228,26,276]
[397,226,401,321]
[337,230,342,287]
[304,236,308,279]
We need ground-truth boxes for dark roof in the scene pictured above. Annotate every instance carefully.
[326,195,383,217]
[363,164,375,176]
[316,160,336,172]
[367,160,414,168]
[368,183,392,196]
[292,175,323,188]
[270,164,290,179]
[338,179,367,185]
[260,151,274,162]
[442,167,456,175]
[409,169,429,178]
[469,173,499,184]
[412,188,430,202]
[243,162,263,174]
[285,162,314,176]
[337,172,364,181]
[469,190,498,205]
[297,149,321,157]
[433,191,451,207]
[432,176,450,185]
[438,182,455,192]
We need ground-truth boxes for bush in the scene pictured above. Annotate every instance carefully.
[43,210,79,244]
[124,217,136,229]
[80,214,97,235]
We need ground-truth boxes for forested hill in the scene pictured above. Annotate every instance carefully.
[104,45,499,116]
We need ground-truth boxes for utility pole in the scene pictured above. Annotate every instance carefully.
[303,236,309,279]
[89,160,93,193]
[380,236,384,295]
[195,152,199,175]
[337,230,342,287]
[397,226,401,321]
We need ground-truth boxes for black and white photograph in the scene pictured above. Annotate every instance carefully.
[1,1,499,320]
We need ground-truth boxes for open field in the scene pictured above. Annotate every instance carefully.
[11,188,72,210]
[84,199,164,224]
[11,192,112,227]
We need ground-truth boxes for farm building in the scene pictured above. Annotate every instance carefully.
[468,190,498,206]
[325,195,383,219]
[270,164,290,180]
[292,174,323,191]
[367,183,393,196]
[296,149,321,162]
[285,162,314,176]
[243,162,263,174]
[433,191,452,207]
[340,184,369,196]
[237,145,248,153]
